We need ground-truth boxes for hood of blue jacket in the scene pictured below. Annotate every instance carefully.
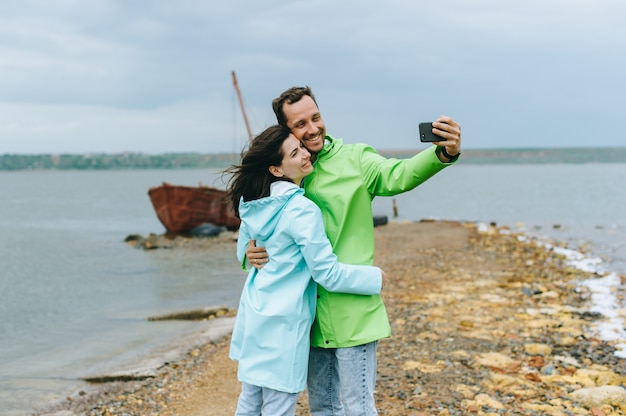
[238,181,302,241]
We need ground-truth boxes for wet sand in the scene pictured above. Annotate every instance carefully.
[36,221,626,415]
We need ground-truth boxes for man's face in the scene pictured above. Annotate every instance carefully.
[283,95,326,154]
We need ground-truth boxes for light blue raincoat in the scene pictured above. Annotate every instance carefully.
[229,181,382,393]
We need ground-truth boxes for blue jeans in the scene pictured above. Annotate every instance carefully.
[307,341,378,416]
[235,382,298,416]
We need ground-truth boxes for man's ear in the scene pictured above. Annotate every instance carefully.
[269,166,283,178]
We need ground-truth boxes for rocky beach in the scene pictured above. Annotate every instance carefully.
[36,220,626,416]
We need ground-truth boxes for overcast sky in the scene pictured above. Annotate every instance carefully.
[1,0,624,155]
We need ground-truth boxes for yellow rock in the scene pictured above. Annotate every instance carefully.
[475,352,517,368]
[403,360,420,370]
[570,385,626,408]
[490,373,522,388]
[554,324,585,337]
[416,331,441,341]
[547,397,567,407]
[450,350,471,359]
[480,293,508,304]
[570,373,598,388]
[538,291,559,299]
[525,318,561,328]
[454,383,480,399]
[403,360,445,373]
[524,343,553,355]
[575,368,625,386]
[525,308,558,316]
[554,354,581,367]
[559,315,586,327]
[521,402,565,413]
[541,373,594,389]
[474,393,505,409]
[508,386,542,399]
[556,335,578,346]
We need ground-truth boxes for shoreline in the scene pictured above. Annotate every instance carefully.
[35,220,626,415]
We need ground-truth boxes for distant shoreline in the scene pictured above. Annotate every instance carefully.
[2,146,626,171]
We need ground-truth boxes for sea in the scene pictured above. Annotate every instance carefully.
[1,162,625,415]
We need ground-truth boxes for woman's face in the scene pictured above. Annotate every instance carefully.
[270,134,313,185]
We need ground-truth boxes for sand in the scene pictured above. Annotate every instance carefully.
[37,221,626,415]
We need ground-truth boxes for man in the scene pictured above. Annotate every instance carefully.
[247,86,461,415]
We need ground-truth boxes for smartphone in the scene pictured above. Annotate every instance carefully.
[419,122,443,142]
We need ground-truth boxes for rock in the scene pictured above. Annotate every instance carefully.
[189,223,225,237]
[541,363,556,375]
[124,233,173,250]
[524,343,552,355]
[373,215,388,227]
[575,367,626,386]
[469,393,505,410]
[474,352,518,370]
[570,385,626,408]
[147,306,230,321]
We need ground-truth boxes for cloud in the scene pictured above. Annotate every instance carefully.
[1,0,625,153]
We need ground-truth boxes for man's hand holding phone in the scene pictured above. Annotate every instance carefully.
[419,116,462,162]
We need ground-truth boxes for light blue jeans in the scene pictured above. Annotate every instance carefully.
[307,341,378,416]
[235,382,299,416]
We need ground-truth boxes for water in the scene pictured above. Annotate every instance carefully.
[1,164,625,415]
[0,169,243,415]
[372,163,626,273]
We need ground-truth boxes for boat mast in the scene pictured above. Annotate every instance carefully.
[231,71,254,142]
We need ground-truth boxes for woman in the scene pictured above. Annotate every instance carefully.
[224,125,384,416]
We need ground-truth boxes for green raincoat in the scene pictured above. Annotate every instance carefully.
[302,136,455,348]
